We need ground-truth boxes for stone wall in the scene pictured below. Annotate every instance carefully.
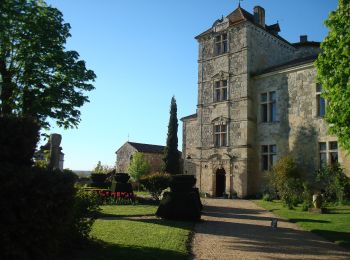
[116,143,137,173]
[247,23,295,74]
[253,65,350,189]
[116,143,165,174]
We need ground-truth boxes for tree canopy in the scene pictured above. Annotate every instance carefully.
[0,0,96,129]
[316,0,350,151]
[163,96,180,175]
[128,152,150,182]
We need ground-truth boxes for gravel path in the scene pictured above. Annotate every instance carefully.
[191,198,350,260]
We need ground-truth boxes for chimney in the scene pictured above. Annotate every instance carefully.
[300,35,308,43]
[253,6,265,28]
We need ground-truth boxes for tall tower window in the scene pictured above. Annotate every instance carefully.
[214,124,228,147]
[261,144,277,171]
[261,91,277,122]
[215,33,228,55]
[214,80,228,102]
[316,83,326,117]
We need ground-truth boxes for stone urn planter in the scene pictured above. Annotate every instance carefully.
[308,192,325,213]
[312,193,322,209]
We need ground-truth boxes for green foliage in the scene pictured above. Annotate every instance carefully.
[316,0,350,151]
[0,164,101,259]
[0,163,76,259]
[163,96,181,175]
[128,152,150,182]
[71,188,101,241]
[262,193,274,201]
[316,164,350,203]
[267,156,303,208]
[0,116,40,166]
[140,172,171,200]
[92,161,113,174]
[0,0,96,128]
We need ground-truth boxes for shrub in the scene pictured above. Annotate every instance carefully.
[0,116,40,166]
[316,164,350,203]
[169,174,196,192]
[140,172,171,200]
[267,156,303,209]
[0,164,100,259]
[71,188,101,242]
[156,191,201,221]
[262,193,274,201]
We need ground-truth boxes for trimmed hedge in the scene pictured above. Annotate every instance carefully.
[0,163,99,259]
[0,116,40,166]
[156,174,202,221]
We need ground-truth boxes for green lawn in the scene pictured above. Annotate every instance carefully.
[254,200,350,249]
[134,191,151,197]
[67,205,194,260]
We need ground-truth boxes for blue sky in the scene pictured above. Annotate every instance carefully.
[44,0,337,171]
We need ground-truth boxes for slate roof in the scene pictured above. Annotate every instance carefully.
[254,55,319,76]
[181,113,198,121]
[126,142,165,154]
[195,6,292,46]
[292,41,321,48]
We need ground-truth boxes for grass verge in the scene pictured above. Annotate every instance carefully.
[254,200,350,249]
[66,204,194,260]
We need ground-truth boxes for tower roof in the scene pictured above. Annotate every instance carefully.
[195,5,287,45]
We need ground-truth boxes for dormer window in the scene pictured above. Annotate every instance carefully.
[214,80,228,102]
[215,33,228,55]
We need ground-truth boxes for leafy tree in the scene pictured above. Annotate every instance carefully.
[0,0,96,129]
[92,161,113,174]
[163,96,180,175]
[316,0,350,151]
[128,152,150,189]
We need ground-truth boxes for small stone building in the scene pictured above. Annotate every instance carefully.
[115,142,165,173]
[182,5,350,198]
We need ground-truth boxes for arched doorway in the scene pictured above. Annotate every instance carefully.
[215,168,226,197]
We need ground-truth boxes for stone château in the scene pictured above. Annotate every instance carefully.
[181,5,350,198]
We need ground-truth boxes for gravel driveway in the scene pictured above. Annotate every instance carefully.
[191,198,350,260]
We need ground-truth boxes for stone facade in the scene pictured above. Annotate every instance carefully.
[182,5,350,198]
[115,142,165,173]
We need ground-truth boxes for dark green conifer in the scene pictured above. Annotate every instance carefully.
[163,96,180,175]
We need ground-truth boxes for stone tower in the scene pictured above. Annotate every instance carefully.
[181,5,328,198]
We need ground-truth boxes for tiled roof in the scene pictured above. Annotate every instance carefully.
[226,6,254,25]
[181,113,198,121]
[254,55,318,76]
[128,142,165,154]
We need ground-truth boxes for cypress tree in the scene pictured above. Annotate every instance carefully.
[163,96,180,175]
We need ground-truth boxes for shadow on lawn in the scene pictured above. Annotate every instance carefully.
[98,212,155,218]
[62,239,188,260]
[289,218,330,223]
